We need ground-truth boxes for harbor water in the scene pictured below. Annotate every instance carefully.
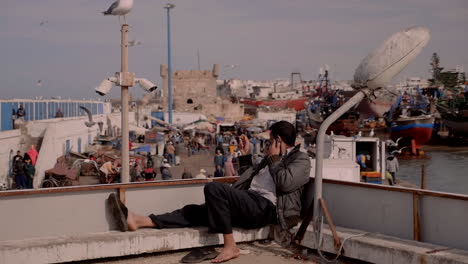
[398,146,468,195]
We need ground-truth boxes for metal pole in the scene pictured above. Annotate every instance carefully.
[166,6,173,125]
[312,91,366,226]
[121,24,130,183]
[421,164,426,189]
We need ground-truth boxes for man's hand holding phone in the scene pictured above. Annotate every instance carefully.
[239,134,250,155]
[267,137,281,156]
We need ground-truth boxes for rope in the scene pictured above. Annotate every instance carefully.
[316,216,371,263]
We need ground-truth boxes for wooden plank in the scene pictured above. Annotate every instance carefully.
[322,179,468,201]
[0,177,239,197]
[413,193,421,241]
[3,176,468,202]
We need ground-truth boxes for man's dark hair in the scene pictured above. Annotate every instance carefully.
[270,121,296,146]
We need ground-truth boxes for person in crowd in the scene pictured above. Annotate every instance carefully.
[223,153,237,177]
[228,138,237,154]
[55,108,64,118]
[160,160,172,180]
[166,141,176,166]
[157,132,165,157]
[23,158,35,189]
[215,143,225,155]
[142,166,156,181]
[214,149,227,170]
[186,139,193,157]
[146,153,153,167]
[249,136,258,155]
[181,168,193,179]
[13,157,27,189]
[26,145,39,166]
[191,137,199,154]
[106,121,311,263]
[214,165,224,178]
[16,105,25,121]
[386,154,399,185]
[13,151,23,164]
[195,169,207,179]
[356,153,368,169]
[216,133,224,146]
[130,161,142,182]
[174,141,181,166]
[100,160,118,183]
[197,135,206,151]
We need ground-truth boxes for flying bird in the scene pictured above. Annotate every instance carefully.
[128,39,142,47]
[385,137,403,147]
[391,146,408,155]
[102,0,134,25]
[39,20,48,26]
[36,80,43,87]
[79,106,96,127]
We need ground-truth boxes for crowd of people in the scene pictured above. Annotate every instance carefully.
[10,145,39,189]
[125,126,277,182]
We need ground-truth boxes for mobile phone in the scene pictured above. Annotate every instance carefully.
[276,137,282,155]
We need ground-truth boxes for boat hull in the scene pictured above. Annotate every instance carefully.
[391,116,434,146]
[445,119,468,136]
[356,88,398,118]
[357,99,393,118]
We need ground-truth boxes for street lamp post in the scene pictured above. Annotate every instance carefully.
[95,25,159,185]
[165,3,175,125]
[120,24,131,183]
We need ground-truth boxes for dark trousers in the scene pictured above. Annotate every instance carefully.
[149,182,277,234]
[15,174,27,189]
[390,172,396,184]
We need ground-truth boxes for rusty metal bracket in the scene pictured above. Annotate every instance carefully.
[413,193,421,241]
[319,198,342,251]
[119,188,126,205]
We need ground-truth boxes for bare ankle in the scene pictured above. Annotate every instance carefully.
[127,211,137,231]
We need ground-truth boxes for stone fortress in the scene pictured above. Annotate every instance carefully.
[160,64,244,122]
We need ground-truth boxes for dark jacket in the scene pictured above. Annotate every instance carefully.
[232,145,311,230]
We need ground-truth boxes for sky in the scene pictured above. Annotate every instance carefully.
[2,0,467,99]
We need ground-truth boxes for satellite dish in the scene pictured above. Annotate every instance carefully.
[353,26,430,91]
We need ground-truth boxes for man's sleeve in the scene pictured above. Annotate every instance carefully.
[237,154,253,175]
[267,152,311,194]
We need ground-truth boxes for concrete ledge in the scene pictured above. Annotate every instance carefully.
[0,227,270,264]
[299,225,468,264]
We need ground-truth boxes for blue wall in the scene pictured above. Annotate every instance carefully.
[0,101,106,131]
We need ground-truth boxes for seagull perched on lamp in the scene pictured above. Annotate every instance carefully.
[102,0,134,25]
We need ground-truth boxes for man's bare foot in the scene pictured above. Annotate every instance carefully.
[211,246,240,263]
[127,211,137,231]
[127,211,156,231]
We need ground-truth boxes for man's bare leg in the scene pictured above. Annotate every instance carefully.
[127,211,156,231]
[212,233,240,263]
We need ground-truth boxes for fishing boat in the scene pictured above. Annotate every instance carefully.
[356,88,399,118]
[437,91,468,137]
[391,114,434,146]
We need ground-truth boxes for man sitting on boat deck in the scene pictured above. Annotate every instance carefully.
[107,121,311,263]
